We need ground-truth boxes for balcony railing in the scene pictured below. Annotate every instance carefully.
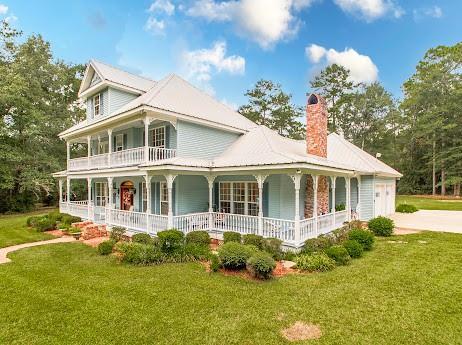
[67,147,176,171]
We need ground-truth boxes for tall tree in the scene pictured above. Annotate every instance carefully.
[310,64,355,132]
[0,20,85,212]
[239,79,305,139]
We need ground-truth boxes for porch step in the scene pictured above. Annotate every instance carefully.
[72,221,108,240]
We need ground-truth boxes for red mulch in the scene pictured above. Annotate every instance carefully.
[81,236,109,248]
[45,230,65,237]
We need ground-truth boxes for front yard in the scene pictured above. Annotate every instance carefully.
[0,213,461,344]
[397,195,462,211]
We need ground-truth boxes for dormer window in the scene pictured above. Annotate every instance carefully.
[93,94,101,117]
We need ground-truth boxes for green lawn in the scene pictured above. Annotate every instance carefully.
[0,210,55,248]
[0,214,461,344]
[396,195,462,211]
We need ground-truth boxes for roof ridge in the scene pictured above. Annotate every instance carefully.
[259,126,298,162]
[142,74,176,106]
[90,59,156,83]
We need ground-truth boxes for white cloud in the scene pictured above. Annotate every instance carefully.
[306,44,326,63]
[148,0,175,16]
[186,0,314,49]
[0,4,8,15]
[413,6,443,21]
[334,0,404,21]
[182,41,245,93]
[4,14,17,23]
[144,17,166,35]
[306,44,378,84]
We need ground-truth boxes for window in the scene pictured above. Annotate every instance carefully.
[219,182,259,216]
[98,140,109,154]
[93,94,101,117]
[152,126,166,148]
[95,182,108,207]
[160,182,168,215]
[141,182,148,213]
[115,134,124,152]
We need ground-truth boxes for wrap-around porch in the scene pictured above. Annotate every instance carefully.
[58,172,360,248]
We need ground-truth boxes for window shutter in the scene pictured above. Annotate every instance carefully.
[100,92,104,115]
[263,182,269,217]
[123,133,128,149]
[213,182,219,212]
[113,136,116,152]
[172,181,176,216]
[165,125,170,148]
[138,182,142,212]
[142,129,146,147]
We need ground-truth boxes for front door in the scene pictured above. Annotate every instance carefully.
[121,187,134,211]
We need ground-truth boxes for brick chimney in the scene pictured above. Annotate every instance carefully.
[304,93,329,218]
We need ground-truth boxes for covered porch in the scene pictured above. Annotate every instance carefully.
[58,169,361,248]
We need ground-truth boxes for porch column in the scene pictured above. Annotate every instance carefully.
[87,135,91,169]
[166,174,177,229]
[290,173,302,243]
[66,141,70,170]
[144,116,150,164]
[312,175,319,235]
[255,175,268,236]
[58,179,63,204]
[87,177,92,220]
[330,176,336,227]
[206,175,216,231]
[66,177,71,204]
[144,175,152,234]
[107,177,113,224]
[346,177,351,221]
[108,128,113,167]
[357,176,361,220]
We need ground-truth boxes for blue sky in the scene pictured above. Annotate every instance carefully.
[1,0,461,108]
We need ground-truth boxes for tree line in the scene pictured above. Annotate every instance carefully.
[0,17,460,212]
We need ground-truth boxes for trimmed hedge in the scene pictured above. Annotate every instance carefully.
[110,226,127,242]
[296,253,336,272]
[223,231,241,243]
[396,204,418,213]
[185,231,210,246]
[303,235,332,253]
[242,234,264,249]
[348,229,374,251]
[324,245,351,265]
[98,239,116,255]
[119,242,164,265]
[247,252,276,279]
[35,217,55,232]
[343,239,363,258]
[26,216,42,228]
[132,233,153,245]
[218,242,256,270]
[368,216,394,237]
[184,243,211,260]
[263,238,283,260]
[157,229,185,253]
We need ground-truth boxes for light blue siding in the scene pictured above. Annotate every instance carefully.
[86,88,108,121]
[175,175,209,215]
[108,87,138,114]
[360,175,374,220]
[176,120,240,159]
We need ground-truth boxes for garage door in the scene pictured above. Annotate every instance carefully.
[375,182,395,217]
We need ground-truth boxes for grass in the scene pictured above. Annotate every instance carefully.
[396,195,462,211]
[0,213,461,344]
[0,210,55,248]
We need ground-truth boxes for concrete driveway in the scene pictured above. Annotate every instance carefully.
[390,210,462,234]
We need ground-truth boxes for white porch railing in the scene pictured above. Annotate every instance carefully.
[212,212,259,234]
[173,212,210,233]
[335,210,348,228]
[67,157,88,171]
[148,214,169,235]
[300,217,316,241]
[149,147,176,161]
[111,147,145,167]
[68,203,88,219]
[262,217,295,241]
[89,153,109,169]
[106,208,147,231]
[69,200,88,206]
[317,212,335,235]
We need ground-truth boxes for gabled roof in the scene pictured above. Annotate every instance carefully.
[78,60,156,97]
[113,74,256,132]
[327,133,402,177]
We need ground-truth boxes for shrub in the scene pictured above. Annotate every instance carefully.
[218,242,256,270]
[185,231,210,246]
[281,250,297,261]
[303,235,332,253]
[324,245,351,265]
[35,217,55,232]
[210,254,221,272]
[330,226,350,244]
[368,216,394,237]
[184,243,211,260]
[67,227,81,234]
[335,203,346,211]
[119,242,164,265]
[396,204,418,213]
[61,214,81,226]
[348,229,374,251]
[223,231,241,243]
[132,233,153,245]
[347,220,364,230]
[343,239,363,258]
[110,226,127,242]
[242,234,265,249]
[296,253,336,272]
[98,239,116,255]
[26,216,42,227]
[247,252,276,279]
[157,229,185,253]
[263,238,283,260]
[48,211,65,224]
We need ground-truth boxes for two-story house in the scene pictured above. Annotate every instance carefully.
[54,60,401,248]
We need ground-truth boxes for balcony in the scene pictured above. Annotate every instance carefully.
[67,147,176,171]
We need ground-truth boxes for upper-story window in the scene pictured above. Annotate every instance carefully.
[152,126,165,148]
[93,94,101,117]
[115,134,124,151]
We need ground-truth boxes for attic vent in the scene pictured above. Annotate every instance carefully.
[308,94,318,105]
